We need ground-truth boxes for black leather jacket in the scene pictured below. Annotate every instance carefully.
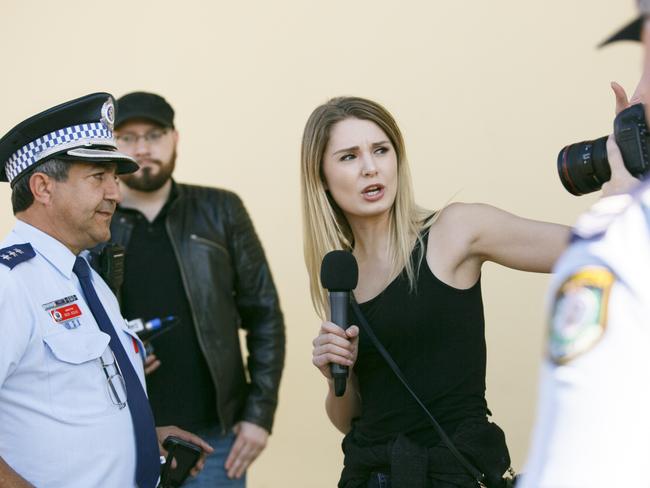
[108,182,285,433]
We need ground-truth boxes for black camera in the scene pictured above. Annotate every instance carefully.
[557,103,650,195]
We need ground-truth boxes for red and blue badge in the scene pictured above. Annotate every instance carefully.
[50,304,82,323]
[42,295,83,329]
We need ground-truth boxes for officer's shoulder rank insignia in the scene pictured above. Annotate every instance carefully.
[0,243,35,269]
[548,266,615,364]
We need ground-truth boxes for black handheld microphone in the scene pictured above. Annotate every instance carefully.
[320,250,359,397]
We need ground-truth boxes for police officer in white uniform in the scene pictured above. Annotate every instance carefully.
[521,182,650,487]
[0,93,211,488]
[521,5,650,484]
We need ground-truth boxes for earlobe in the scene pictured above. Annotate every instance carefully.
[29,173,54,205]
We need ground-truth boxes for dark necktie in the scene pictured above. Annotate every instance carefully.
[73,256,160,488]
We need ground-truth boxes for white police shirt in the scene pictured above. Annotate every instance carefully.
[521,183,650,487]
[0,220,147,488]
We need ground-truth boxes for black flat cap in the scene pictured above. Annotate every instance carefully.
[115,92,175,129]
[600,0,649,47]
[0,92,138,187]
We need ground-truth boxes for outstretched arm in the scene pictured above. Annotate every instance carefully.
[465,203,570,273]
[431,202,570,278]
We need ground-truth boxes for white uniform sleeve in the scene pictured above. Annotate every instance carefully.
[0,274,36,388]
[521,279,650,487]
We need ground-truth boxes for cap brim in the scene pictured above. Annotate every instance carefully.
[599,16,643,47]
[63,148,139,174]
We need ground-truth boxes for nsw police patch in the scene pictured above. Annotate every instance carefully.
[548,267,614,364]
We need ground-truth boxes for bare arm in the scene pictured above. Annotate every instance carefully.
[313,322,362,433]
[0,457,32,488]
[466,203,571,272]
[325,373,362,434]
[430,202,570,288]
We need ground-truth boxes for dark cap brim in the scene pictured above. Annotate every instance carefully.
[599,16,643,47]
[114,111,174,129]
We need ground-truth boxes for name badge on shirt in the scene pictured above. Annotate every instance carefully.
[548,267,614,364]
[42,295,83,329]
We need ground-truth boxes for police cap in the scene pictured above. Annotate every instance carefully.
[0,92,139,187]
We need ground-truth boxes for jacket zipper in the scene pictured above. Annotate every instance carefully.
[166,220,226,434]
[189,234,229,256]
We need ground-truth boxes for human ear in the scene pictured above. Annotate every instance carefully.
[29,173,55,205]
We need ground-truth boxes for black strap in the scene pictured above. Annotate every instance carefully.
[351,300,486,485]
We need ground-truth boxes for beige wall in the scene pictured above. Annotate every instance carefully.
[0,1,641,486]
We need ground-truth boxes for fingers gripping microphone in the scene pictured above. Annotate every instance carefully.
[320,251,359,397]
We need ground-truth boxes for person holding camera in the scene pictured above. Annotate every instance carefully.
[520,5,650,487]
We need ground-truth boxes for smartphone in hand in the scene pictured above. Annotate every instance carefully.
[160,435,202,488]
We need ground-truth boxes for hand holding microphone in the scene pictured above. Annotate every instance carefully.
[317,251,359,396]
[312,322,360,387]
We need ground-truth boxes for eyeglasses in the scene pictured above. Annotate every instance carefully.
[99,349,128,409]
[115,129,169,147]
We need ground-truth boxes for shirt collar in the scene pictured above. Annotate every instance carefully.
[13,219,77,279]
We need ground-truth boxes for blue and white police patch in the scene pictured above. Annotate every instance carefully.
[548,267,615,364]
[0,243,35,269]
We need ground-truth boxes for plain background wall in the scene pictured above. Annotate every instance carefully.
[0,1,642,486]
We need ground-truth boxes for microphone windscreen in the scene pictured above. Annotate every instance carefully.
[320,250,359,291]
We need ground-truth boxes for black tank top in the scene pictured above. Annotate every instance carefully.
[351,232,488,447]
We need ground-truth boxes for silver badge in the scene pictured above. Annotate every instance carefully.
[101,98,115,130]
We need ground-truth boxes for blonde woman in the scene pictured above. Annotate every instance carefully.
[302,96,634,488]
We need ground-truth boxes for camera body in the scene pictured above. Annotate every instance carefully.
[557,103,650,195]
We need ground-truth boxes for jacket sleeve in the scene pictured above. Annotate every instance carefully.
[225,192,285,433]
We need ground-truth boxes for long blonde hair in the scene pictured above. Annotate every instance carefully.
[300,96,432,318]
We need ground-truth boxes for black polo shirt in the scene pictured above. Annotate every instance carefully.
[119,183,218,431]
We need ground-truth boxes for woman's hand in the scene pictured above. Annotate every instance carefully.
[312,322,359,379]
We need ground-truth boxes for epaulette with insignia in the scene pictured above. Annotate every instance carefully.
[571,194,632,243]
[0,243,36,269]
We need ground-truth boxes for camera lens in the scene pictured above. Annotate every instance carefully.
[557,136,611,195]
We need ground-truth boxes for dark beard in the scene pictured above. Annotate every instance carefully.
[121,150,176,192]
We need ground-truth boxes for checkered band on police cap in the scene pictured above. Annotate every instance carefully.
[0,93,138,186]
[5,122,115,184]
